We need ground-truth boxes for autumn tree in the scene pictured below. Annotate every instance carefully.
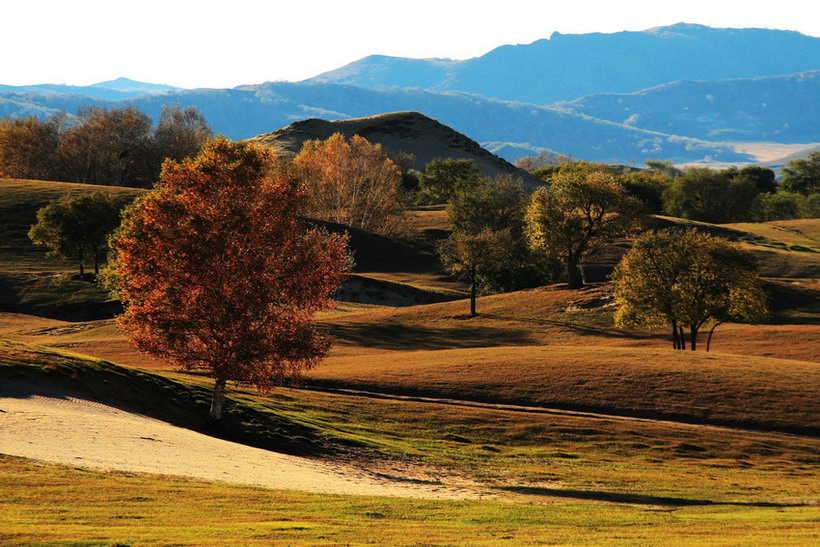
[107,138,350,423]
[28,192,130,276]
[153,105,213,163]
[55,106,156,187]
[612,230,767,351]
[0,115,59,180]
[294,133,410,237]
[525,165,645,289]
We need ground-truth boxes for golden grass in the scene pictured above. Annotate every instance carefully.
[311,344,820,433]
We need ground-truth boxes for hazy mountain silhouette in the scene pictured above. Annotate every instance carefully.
[0,82,748,164]
[561,71,820,143]
[307,24,820,104]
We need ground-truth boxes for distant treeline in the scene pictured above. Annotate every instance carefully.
[0,105,212,187]
[521,155,820,223]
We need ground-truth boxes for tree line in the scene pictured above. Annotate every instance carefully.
[0,105,213,187]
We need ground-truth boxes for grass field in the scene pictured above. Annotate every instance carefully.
[2,340,819,545]
[1,177,819,544]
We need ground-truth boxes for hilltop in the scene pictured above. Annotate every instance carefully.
[246,111,542,186]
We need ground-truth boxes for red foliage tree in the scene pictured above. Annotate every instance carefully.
[108,138,350,423]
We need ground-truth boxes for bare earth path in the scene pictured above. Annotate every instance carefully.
[0,389,481,500]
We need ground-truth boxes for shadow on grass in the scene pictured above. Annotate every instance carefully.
[0,358,336,458]
[327,320,539,351]
[480,313,650,340]
[499,486,806,507]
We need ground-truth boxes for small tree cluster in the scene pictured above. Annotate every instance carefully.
[612,230,767,351]
[0,105,212,187]
[28,192,131,277]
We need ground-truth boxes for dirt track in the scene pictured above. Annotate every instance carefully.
[0,387,481,500]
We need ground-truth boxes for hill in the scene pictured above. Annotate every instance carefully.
[307,24,820,104]
[562,71,820,144]
[0,82,748,165]
[246,111,542,186]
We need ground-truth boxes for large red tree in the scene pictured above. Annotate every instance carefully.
[108,138,350,422]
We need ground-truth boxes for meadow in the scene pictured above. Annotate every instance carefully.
[0,177,818,544]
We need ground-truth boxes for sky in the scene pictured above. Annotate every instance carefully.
[4,0,818,89]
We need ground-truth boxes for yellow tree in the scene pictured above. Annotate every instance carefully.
[294,133,410,237]
[526,164,645,289]
[612,229,767,351]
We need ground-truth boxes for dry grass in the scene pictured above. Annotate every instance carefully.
[311,345,820,434]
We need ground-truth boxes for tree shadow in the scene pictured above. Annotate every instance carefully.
[326,320,539,351]
[499,486,806,507]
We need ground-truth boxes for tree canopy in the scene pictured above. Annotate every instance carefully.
[28,191,130,276]
[781,151,820,196]
[612,229,767,351]
[294,133,410,237]
[416,158,481,205]
[525,164,645,289]
[107,138,351,422]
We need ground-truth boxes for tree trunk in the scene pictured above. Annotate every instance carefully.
[678,326,686,350]
[209,378,227,424]
[671,320,679,350]
[566,259,583,289]
[93,244,100,276]
[706,322,723,352]
[690,325,698,351]
[469,268,477,317]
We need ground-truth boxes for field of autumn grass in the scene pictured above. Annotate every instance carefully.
[1,176,819,544]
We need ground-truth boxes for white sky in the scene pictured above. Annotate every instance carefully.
[3,0,818,89]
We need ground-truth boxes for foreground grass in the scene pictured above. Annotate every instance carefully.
[2,339,818,506]
[2,455,818,546]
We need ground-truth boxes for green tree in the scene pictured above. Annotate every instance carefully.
[662,167,732,222]
[526,165,646,289]
[735,165,777,194]
[619,170,671,214]
[416,158,481,205]
[438,229,513,317]
[447,174,526,234]
[612,230,767,351]
[28,192,130,276]
[781,152,820,196]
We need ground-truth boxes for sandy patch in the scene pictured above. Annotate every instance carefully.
[0,389,480,500]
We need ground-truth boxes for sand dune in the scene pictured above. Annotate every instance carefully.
[0,385,480,500]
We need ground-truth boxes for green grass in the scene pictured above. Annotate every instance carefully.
[2,455,818,546]
[0,178,143,273]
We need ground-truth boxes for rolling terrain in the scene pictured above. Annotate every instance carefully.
[1,176,818,542]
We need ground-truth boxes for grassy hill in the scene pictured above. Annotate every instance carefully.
[1,177,818,543]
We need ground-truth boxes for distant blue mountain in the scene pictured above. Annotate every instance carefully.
[560,71,820,143]
[307,24,820,104]
[0,82,749,165]
[89,77,180,96]
[0,77,179,101]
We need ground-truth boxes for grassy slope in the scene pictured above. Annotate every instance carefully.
[1,340,818,545]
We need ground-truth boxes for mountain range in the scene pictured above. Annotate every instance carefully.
[1,24,818,167]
